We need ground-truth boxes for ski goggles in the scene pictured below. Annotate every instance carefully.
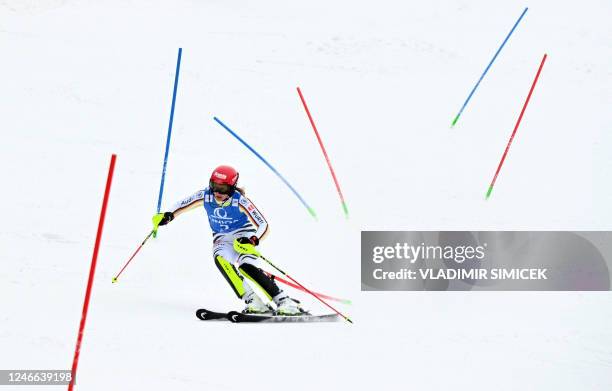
[209,181,235,195]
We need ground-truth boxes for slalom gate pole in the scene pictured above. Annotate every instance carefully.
[213,116,317,219]
[296,87,349,218]
[111,230,155,283]
[451,7,528,127]
[155,48,182,236]
[68,154,117,390]
[260,254,352,323]
[486,53,547,199]
[247,250,352,323]
[233,241,351,322]
[266,272,352,305]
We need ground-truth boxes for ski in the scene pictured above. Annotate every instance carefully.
[227,311,340,323]
[196,308,342,323]
[195,308,229,321]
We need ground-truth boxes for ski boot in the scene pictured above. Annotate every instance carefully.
[243,291,273,314]
[273,293,310,316]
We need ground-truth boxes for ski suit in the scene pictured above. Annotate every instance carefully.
[170,187,282,300]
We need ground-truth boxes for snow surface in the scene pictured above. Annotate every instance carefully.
[2,0,612,390]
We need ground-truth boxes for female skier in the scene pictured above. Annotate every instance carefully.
[152,165,305,316]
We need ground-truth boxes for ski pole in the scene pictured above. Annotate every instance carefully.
[112,229,155,283]
[234,240,353,323]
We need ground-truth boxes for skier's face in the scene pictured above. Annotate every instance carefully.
[213,191,230,202]
[210,181,234,202]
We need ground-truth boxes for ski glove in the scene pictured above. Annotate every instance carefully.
[237,236,259,246]
[152,212,174,230]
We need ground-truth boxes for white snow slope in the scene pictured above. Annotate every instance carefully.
[2,0,612,390]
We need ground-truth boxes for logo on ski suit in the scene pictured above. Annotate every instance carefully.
[203,189,249,233]
[212,208,232,220]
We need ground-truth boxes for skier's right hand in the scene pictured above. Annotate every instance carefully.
[152,212,174,231]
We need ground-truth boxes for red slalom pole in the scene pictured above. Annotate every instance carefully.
[486,54,547,199]
[257,253,353,323]
[282,271,353,323]
[68,154,117,391]
[265,272,352,305]
[297,87,349,218]
[234,241,353,323]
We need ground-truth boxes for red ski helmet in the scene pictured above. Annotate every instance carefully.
[209,165,239,195]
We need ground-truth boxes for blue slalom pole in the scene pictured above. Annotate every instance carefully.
[213,117,317,219]
[451,7,528,127]
[156,48,182,215]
